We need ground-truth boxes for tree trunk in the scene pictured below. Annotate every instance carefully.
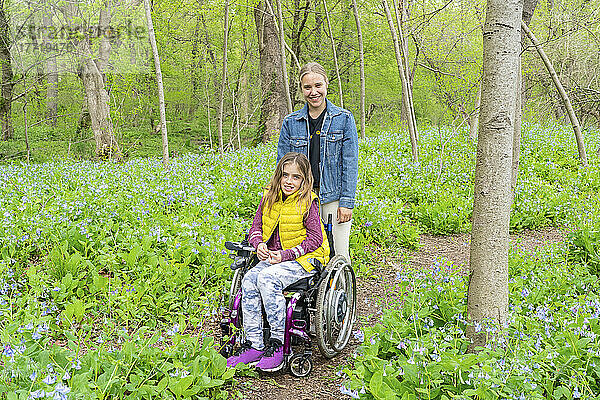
[46,59,58,126]
[274,0,292,113]
[322,0,344,108]
[466,0,522,351]
[382,0,418,162]
[188,14,202,118]
[23,84,30,162]
[80,53,120,159]
[41,9,57,125]
[144,0,169,168]
[205,74,213,151]
[255,1,288,143]
[0,2,13,140]
[290,0,310,106]
[394,0,417,138]
[71,1,120,160]
[351,0,366,139]
[218,0,229,154]
[521,21,588,167]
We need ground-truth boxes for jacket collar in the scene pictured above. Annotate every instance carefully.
[294,98,342,120]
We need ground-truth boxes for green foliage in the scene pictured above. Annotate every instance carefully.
[341,247,600,399]
[0,315,234,399]
[568,227,600,275]
[1,122,600,397]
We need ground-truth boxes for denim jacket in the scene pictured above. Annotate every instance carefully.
[277,99,359,209]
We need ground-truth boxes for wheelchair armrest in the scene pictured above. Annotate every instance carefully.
[308,258,323,274]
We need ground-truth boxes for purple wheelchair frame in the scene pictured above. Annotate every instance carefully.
[220,214,336,376]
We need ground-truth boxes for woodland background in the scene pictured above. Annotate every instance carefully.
[0,0,599,162]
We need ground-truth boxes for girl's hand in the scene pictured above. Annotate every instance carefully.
[257,243,269,261]
[338,207,353,223]
[268,250,282,264]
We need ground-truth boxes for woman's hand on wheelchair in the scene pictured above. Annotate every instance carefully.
[257,242,269,261]
[338,206,353,223]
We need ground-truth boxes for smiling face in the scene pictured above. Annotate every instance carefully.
[301,72,328,115]
[280,162,304,196]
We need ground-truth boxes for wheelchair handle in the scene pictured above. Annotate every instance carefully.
[225,241,255,253]
[326,214,335,258]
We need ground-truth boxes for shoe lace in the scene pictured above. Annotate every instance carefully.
[233,341,253,356]
[262,339,283,358]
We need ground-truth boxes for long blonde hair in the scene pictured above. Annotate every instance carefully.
[263,152,314,219]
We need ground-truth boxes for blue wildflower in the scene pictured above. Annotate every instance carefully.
[3,344,14,357]
[71,359,81,370]
[166,323,180,336]
[42,374,56,385]
[339,385,359,399]
[353,329,365,343]
[29,389,45,399]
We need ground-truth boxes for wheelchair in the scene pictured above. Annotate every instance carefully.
[219,215,357,377]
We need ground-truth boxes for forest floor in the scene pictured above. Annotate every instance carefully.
[222,227,568,400]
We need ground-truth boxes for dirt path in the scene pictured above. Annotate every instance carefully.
[228,227,567,399]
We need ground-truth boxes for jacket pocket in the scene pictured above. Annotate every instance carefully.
[290,136,308,154]
[326,131,343,162]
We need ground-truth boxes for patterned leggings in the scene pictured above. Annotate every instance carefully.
[241,260,314,350]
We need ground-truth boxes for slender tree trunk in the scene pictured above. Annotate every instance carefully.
[290,0,310,105]
[322,0,344,107]
[521,21,588,167]
[255,1,288,143]
[394,0,417,138]
[218,0,229,154]
[351,0,366,139]
[189,14,202,117]
[205,75,213,151]
[0,2,13,140]
[382,0,418,162]
[466,0,522,351]
[144,0,169,168]
[239,69,249,121]
[43,12,58,126]
[274,0,292,113]
[23,82,30,162]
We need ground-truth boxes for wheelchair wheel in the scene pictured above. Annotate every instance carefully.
[315,255,356,359]
[221,268,244,356]
[228,268,244,310]
[289,353,313,377]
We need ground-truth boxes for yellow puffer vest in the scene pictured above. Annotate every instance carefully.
[262,190,330,272]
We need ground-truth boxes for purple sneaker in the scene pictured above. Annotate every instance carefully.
[226,342,264,368]
[256,339,284,372]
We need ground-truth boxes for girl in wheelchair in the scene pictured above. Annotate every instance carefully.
[226,152,330,372]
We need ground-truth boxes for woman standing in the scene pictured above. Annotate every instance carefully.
[277,62,358,262]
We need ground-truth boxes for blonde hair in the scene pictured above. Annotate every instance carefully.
[298,62,329,88]
[263,152,314,219]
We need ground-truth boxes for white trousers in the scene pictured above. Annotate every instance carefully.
[321,200,352,263]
